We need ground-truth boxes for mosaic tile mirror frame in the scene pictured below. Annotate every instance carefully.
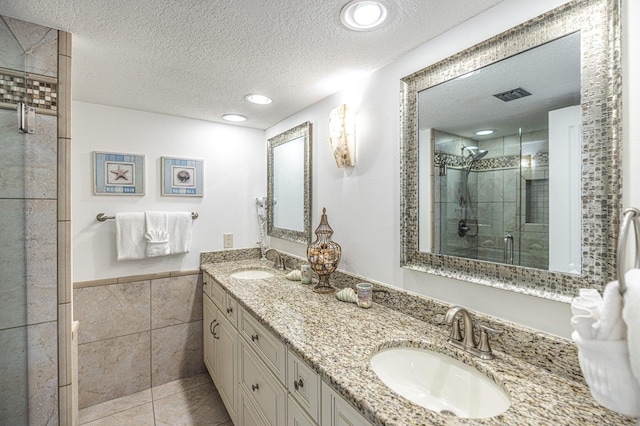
[400,0,622,301]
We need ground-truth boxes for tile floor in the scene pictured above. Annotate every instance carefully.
[78,373,232,425]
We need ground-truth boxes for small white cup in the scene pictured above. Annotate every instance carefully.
[356,283,373,308]
[300,264,312,284]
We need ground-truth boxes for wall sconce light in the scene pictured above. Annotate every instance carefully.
[329,104,356,168]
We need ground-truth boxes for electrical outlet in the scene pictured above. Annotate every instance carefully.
[223,233,233,248]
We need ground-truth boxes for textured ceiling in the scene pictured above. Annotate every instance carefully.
[0,0,504,129]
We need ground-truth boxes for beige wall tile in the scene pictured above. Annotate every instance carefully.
[58,220,71,304]
[151,275,202,328]
[57,54,71,138]
[74,281,150,344]
[151,321,205,387]
[78,332,151,408]
[58,138,71,221]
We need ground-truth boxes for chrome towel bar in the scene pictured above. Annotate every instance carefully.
[96,212,199,222]
[617,207,640,295]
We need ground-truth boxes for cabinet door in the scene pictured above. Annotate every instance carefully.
[203,293,218,380]
[216,312,237,423]
[288,394,318,426]
[321,382,370,426]
[239,388,269,426]
[239,339,287,426]
[288,350,321,423]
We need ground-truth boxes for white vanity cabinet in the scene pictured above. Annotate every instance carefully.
[202,274,238,424]
[203,270,371,426]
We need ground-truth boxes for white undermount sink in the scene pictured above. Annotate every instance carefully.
[229,269,274,280]
[370,347,510,419]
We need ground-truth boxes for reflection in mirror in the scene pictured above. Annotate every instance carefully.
[267,122,312,243]
[401,0,621,300]
[420,33,582,275]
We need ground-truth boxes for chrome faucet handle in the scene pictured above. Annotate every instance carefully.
[449,318,463,342]
[477,324,502,360]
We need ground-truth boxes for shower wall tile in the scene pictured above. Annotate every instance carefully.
[1,199,57,328]
[503,134,520,156]
[0,326,29,424]
[4,17,58,77]
[25,114,57,198]
[74,280,151,344]
[58,220,72,304]
[0,16,25,71]
[151,321,205,387]
[25,199,57,323]
[151,274,203,328]
[0,109,27,199]
[78,332,151,409]
[0,199,27,329]
[0,322,59,425]
[480,137,504,158]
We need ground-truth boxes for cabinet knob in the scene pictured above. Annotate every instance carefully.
[294,378,304,391]
[226,307,233,314]
[251,334,259,342]
[251,384,260,392]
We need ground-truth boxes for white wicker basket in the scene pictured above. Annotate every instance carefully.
[573,331,640,416]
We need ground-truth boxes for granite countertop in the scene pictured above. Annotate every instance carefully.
[201,258,633,426]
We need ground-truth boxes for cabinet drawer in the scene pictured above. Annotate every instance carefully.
[288,350,321,423]
[321,382,370,426]
[239,388,269,426]
[288,394,318,426]
[239,306,287,383]
[224,294,238,328]
[239,339,287,426]
[208,278,227,311]
[202,272,213,298]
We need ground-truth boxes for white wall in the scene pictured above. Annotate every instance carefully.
[72,102,265,282]
[266,0,637,339]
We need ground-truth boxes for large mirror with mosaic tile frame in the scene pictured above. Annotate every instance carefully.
[400,0,621,301]
[267,121,312,244]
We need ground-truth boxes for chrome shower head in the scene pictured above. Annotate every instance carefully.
[462,146,489,161]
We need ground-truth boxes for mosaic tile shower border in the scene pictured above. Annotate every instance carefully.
[0,67,58,114]
[400,0,622,302]
[434,152,549,171]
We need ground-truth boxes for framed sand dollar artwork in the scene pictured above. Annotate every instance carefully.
[93,151,145,195]
[161,156,204,197]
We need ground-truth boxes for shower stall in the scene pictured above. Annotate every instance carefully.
[433,128,550,270]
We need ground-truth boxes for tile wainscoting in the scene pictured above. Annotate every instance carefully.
[73,270,206,409]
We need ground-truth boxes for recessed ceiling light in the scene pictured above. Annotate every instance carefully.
[340,0,389,31]
[475,129,495,136]
[245,94,272,105]
[222,114,247,122]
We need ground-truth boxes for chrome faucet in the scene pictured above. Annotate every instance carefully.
[444,306,501,360]
[264,248,285,270]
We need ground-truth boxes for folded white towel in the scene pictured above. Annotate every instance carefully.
[623,269,640,398]
[145,212,170,257]
[595,281,626,340]
[115,212,146,261]
[167,212,193,255]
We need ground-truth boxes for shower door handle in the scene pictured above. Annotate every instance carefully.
[503,234,514,264]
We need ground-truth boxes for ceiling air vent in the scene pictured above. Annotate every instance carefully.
[493,87,532,102]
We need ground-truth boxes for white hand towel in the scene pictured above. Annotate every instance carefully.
[145,212,170,257]
[115,212,146,261]
[623,269,640,393]
[167,212,193,255]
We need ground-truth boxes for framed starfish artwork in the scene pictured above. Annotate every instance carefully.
[93,151,145,195]
[161,156,204,197]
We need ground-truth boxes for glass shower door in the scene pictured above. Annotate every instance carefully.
[0,16,30,425]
